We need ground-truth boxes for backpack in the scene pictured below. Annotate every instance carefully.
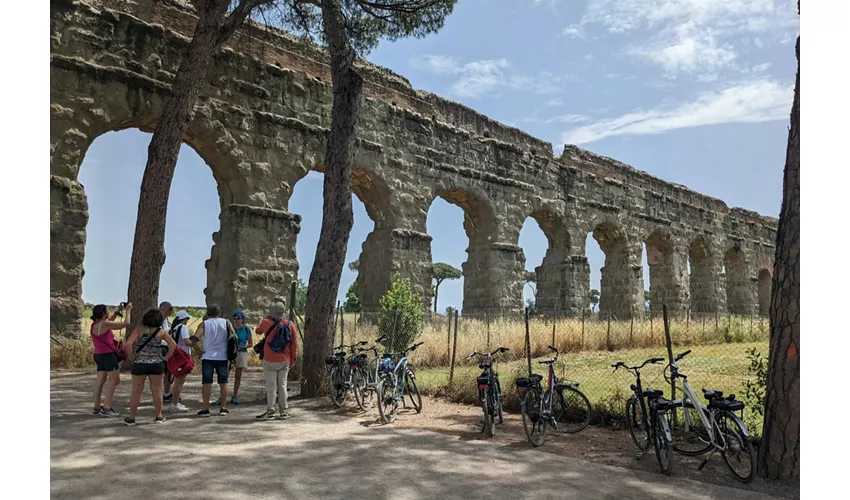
[167,347,194,378]
[226,326,239,362]
[267,320,293,354]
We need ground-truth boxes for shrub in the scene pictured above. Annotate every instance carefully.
[741,347,767,437]
[378,272,423,352]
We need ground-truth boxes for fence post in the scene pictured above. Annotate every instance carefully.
[340,304,345,345]
[338,301,343,346]
[649,313,654,343]
[629,315,634,346]
[354,312,358,334]
[715,310,719,333]
[662,304,677,428]
[524,307,532,377]
[486,314,490,350]
[580,310,585,351]
[446,312,452,363]
[749,313,754,336]
[449,311,459,386]
[551,314,556,349]
[701,315,705,342]
[686,309,690,333]
[288,281,297,322]
[606,313,612,351]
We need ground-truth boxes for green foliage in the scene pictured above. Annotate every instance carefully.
[295,278,308,315]
[444,306,456,316]
[589,289,600,310]
[348,259,359,272]
[378,272,424,352]
[741,347,768,437]
[343,280,361,313]
[524,271,537,284]
[264,0,458,56]
[525,298,538,316]
[432,262,462,283]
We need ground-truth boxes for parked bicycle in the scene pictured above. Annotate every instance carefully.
[515,346,592,446]
[612,357,677,474]
[666,349,755,482]
[325,341,367,408]
[467,347,510,437]
[352,335,387,412]
[376,341,424,424]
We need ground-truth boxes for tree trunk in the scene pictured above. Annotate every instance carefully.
[758,34,800,481]
[434,281,441,313]
[301,0,363,397]
[126,1,230,319]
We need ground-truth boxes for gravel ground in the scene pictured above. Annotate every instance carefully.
[50,369,796,500]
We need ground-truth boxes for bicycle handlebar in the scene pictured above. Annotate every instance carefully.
[674,349,692,362]
[467,347,510,360]
[611,356,666,373]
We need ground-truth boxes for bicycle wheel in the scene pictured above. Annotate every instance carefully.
[672,401,713,456]
[404,369,422,413]
[480,389,495,437]
[718,411,755,483]
[495,377,504,424]
[376,376,398,424]
[554,386,592,433]
[353,369,373,412]
[626,396,651,452]
[329,365,347,408]
[520,389,546,446]
[653,412,672,475]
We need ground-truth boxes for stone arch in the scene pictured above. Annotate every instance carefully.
[688,237,718,313]
[424,187,498,315]
[643,229,679,315]
[758,268,772,316]
[588,221,642,319]
[724,244,755,315]
[523,207,575,315]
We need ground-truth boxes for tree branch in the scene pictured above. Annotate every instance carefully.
[219,0,276,43]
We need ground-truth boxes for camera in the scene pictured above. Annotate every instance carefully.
[119,302,128,308]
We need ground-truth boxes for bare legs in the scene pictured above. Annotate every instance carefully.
[219,384,229,410]
[234,368,243,398]
[172,375,187,406]
[103,371,120,410]
[149,374,164,418]
[93,371,107,409]
[129,376,145,420]
[202,384,212,411]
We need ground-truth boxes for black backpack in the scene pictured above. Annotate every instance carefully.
[226,320,238,362]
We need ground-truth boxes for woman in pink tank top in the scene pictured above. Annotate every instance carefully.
[90,303,132,418]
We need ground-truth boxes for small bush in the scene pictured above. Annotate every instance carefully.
[741,347,767,437]
[378,273,423,352]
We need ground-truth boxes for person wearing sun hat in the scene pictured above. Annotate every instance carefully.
[167,309,193,412]
[229,310,253,405]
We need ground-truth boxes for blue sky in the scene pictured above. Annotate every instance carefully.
[78,0,799,311]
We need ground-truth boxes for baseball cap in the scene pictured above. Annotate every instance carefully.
[233,311,246,320]
[175,310,191,321]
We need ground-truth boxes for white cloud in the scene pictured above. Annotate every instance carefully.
[413,55,570,99]
[560,79,793,145]
[564,0,798,78]
[545,114,589,124]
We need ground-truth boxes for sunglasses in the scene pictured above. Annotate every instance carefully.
[232,316,243,320]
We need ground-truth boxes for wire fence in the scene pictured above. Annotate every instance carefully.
[331,306,769,430]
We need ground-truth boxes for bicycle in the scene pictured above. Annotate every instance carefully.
[666,349,756,482]
[376,341,424,424]
[515,345,592,446]
[352,335,386,412]
[612,357,677,474]
[325,341,367,408]
[467,347,510,437]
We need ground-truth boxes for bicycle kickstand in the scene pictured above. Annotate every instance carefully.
[697,450,716,471]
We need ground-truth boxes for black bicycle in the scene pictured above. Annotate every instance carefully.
[325,341,367,408]
[467,347,510,437]
[515,346,592,446]
[612,357,677,474]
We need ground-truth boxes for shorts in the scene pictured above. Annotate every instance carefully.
[202,359,229,385]
[131,362,165,377]
[94,353,120,372]
[235,351,249,369]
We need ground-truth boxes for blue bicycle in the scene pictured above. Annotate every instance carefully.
[376,341,424,424]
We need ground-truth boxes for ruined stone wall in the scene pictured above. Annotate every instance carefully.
[49,0,777,336]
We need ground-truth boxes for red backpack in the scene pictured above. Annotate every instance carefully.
[167,348,194,378]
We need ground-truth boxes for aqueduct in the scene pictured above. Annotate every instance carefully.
[49,0,778,336]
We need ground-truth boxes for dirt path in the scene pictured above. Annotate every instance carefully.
[51,370,796,499]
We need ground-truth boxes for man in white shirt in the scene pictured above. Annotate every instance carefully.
[194,304,236,417]
[159,301,174,403]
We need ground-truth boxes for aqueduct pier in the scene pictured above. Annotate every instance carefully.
[50,0,778,335]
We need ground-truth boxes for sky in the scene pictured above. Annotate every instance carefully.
[77,0,799,312]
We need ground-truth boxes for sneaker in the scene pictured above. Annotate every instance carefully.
[277,411,291,420]
[155,416,166,424]
[123,417,136,426]
[256,410,275,420]
[219,408,229,416]
[231,396,240,405]
[213,398,221,406]
[197,409,211,418]
[92,407,104,416]
[102,408,120,418]
[163,393,173,403]
[175,402,188,412]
